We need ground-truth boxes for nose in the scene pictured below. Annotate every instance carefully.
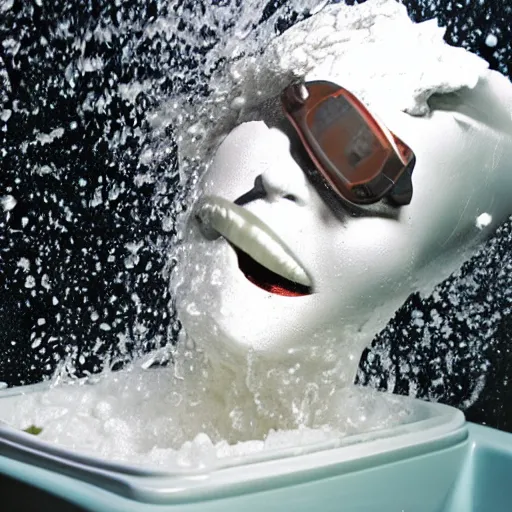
[234,175,266,206]
[234,126,310,207]
[234,167,310,206]
[259,169,309,205]
[261,129,309,205]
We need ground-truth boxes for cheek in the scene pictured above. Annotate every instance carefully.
[322,218,414,289]
[202,164,256,200]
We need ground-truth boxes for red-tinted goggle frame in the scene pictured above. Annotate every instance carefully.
[281,80,416,206]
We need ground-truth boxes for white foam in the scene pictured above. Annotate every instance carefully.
[485,34,498,48]
[2,364,413,470]
[1,194,16,211]
[203,0,488,140]
[476,213,492,229]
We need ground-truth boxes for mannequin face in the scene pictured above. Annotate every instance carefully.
[175,74,512,384]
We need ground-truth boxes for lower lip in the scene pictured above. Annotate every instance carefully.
[233,246,313,297]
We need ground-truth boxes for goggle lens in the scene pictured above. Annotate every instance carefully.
[281,81,415,206]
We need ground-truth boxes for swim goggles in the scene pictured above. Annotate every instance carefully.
[281,80,416,206]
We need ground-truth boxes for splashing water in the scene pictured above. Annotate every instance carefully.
[1,0,512,464]
[358,215,512,414]
[0,0,428,467]
[0,0,330,384]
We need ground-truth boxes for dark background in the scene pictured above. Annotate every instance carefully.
[1,0,512,431]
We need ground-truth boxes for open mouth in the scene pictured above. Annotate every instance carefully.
[233,246,312,297]
[195,195,313,297]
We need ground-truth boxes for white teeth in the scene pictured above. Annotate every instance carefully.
[195,195,313,288]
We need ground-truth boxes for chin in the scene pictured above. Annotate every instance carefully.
[176,222,313,355]
[178,268,354,381]
[178,275,305,364]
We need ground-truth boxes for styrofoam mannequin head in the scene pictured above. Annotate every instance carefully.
[175,1,512,387]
